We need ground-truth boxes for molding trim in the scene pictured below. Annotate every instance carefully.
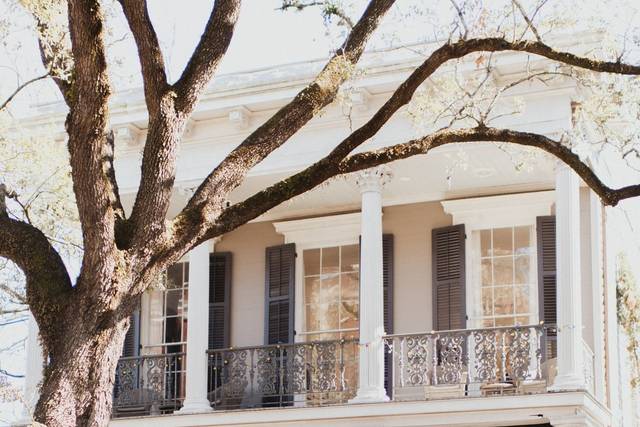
[442,190,555,229]
[109,391,611,427]
[274,212,361,249]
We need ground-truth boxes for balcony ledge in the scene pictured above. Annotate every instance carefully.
[110,391,610,427]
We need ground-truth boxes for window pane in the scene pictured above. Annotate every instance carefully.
[493,228,513,256]
[321,247,339,275]
[493,256,513,285]
[514,285,530,314]
[305,276,321,304]
[480,229,492,257]
[167,264,183,289]
[306,304,321,332]
[514,226,531,256]
[341,244,359,272]
[515,316,530,326]
[495,316,515,327]
[493,286,514,315]
[324,303,339,330]
[340,301,359,329]
[165,289,182,317]
[165,317,182,343]
[514,255,530,285]
[482,287,493,317]
[482,259,493,286]
[321,275,340,302]
[341,272,359,301]
[181,289,188,317]
[304,248,320,276]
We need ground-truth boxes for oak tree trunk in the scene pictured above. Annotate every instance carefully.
[34,308,130,427]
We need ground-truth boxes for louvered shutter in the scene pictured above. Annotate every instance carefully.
[382,234,394,398]
[264,244,296,344]
[122,308,140,357]
[431,224,466,331]
[209,252,232,350]
[536,216,557,359]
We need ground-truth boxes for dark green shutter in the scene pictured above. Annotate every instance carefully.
[209,252,232,350]
[431,224,466,331]
[264,244,296,344]
[122,308,140,357]
[382,234,394,398]
[536,216,557,359]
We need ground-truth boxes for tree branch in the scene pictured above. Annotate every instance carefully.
[512,0,544,42]
[174,34,640,252]
[0,74,49,112]
[118,0,169,114]
[124,0,241,251]
[210,126,639,238]
[173,0,242,114]
[21,0,74,104]
[173,0,396,245]
[65,0,118,277]
[0,185,72,347]
[279,1,355,28]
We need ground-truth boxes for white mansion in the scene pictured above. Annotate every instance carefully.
[20,40,640,427]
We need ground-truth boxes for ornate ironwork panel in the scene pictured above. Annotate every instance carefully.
[113,352,185,418]
[384,324,553,400]
[207,338,358,410]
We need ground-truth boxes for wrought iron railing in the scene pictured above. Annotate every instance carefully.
[207,338,359,409]
[112,352,185,417]
[384,324,556,400]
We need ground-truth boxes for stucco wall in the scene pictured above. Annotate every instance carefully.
[215,221,283,347]
[213,201,451,347]
[382,201,452,334]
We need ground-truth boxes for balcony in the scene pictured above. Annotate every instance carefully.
[112,323,557,418]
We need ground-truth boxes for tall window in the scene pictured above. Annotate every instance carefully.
[476,226,537,327]
[302,245,359,341]
[147,262,189,355]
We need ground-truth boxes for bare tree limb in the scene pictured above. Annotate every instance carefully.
[125,0,241,251]
[174,35,640,252]
[0,74,49,112]
[279,1,355,28]
[65,0,119,281]
[512,0,543,42]
[0,283,26,306]
[173,0,396,245]
[449,0,469,39]
[118,0,169,114]
[210,126,639,238]
[173,0,242,114]
[0,185,72,347]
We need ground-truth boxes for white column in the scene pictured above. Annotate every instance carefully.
[350,166,391,404]
[588,190,606,402]
[551,163,585,391]
[178,240,214,414]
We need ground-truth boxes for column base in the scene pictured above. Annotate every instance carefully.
[349,388,390,404]
[548,373,586,392]
[176,399,213,414]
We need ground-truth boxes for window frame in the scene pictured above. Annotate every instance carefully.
[442,191,555,329]
[274,213,362,342]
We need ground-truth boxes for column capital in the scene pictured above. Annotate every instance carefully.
[355,166,393,193]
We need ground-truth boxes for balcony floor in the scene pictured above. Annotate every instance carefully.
[109,391,609,427]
